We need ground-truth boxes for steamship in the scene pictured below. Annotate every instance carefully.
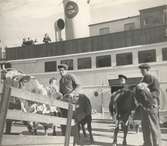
[1,5,167,123]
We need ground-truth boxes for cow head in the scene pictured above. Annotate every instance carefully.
[1,68,31,88]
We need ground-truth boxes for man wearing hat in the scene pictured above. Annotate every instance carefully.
[58,64,80,135]
[111,74,129,109]
[137,63,161,146]
[118,74,128,88]
[109,74,136,145]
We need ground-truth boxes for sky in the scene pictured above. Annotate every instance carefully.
[0,0,166,47]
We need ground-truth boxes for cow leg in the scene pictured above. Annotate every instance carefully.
[23,121,33,133]
[5,120,12,134]
[52,126,57,136]
[44,125,48,135]
[113,127,119,145]
[81,122,87,137]
[40,122,49,136]
[113,120,119,145]
[78,123,81,139]
[52,112,58,136]
[73,124,80,146]
[122,121,129,146]
[60,108,68,136]
[87,124,94,144]
[32,122,38,135]
[61,125,66,136]
[87,117,94,144]
[135,124,140,133]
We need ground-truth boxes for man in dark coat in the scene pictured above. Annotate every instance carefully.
[109,74,136,146]
[137,63,161,146]
[109,74,129,117]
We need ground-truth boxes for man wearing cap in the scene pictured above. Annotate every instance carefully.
[118,74,128,88]
[137,63,161,146]
[110,74,128,114]
[109,74,136,145]
[112,74,128,103]
[58,64,80,135]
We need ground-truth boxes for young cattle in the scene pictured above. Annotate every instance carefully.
[75,93,94,144]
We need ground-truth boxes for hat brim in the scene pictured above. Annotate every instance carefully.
[138,65,150,69]
[58,64,68,70]
[118,74,127,80]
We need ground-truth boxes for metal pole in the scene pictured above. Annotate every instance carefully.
[63,0,74,40]
[54,22,58,42]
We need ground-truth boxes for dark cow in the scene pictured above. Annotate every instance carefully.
[109,87,136,146]
[75,93,94,144]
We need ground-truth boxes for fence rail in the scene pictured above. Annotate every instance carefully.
[0,79,76,146]
[10,86,75,110]
[1,135,73,146]
[6,110,74,126]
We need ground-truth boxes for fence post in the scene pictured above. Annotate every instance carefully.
[0,79,11,145]
[73,103,79,146]
[64,97,73,146]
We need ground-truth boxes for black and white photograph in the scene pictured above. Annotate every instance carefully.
[0,0,167,146]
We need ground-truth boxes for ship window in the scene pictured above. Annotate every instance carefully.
[45,61,57,72]
[99,27,110,35]
[138,49,156,63]
[162,48,167,61]
[116,52,132,66]
[96,55,111,68]
[124,23,135,31]
[143,14,162,26]
[78,57,91,69]
[61,59,73,70]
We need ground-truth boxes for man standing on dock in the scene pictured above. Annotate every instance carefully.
[136,63,161,146]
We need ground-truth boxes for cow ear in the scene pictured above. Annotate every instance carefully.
[20,75,31,83]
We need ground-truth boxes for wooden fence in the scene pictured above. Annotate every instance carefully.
[0,78,77,146]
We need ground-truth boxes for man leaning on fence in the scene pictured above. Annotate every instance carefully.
[58,64,80,135]
[136,63,161,146]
